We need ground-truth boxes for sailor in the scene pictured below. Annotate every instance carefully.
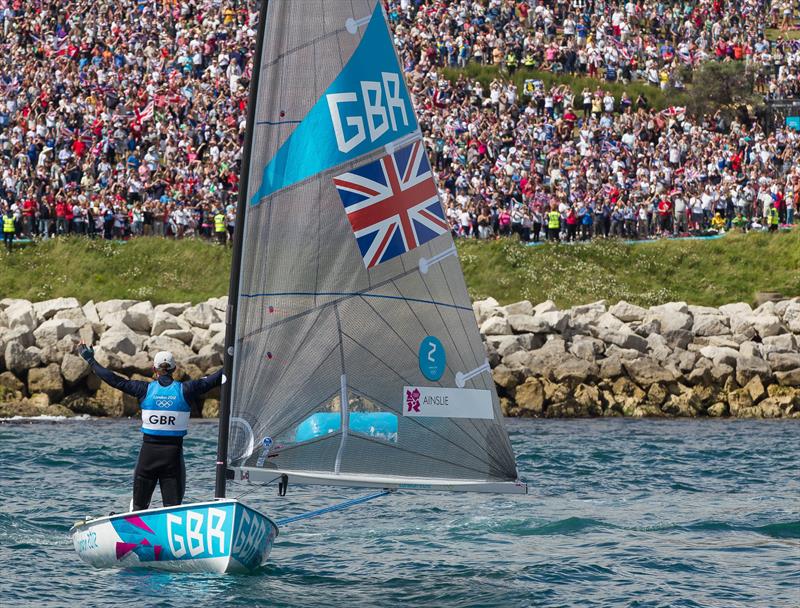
[78,342,223,511]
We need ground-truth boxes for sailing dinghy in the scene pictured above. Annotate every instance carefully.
[71,0,525,574]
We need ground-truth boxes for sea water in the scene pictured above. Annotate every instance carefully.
[1,418,797,607]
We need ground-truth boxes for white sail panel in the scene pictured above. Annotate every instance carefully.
[227,0,521,490]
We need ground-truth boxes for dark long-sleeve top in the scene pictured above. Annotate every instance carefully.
[88,359,223,413]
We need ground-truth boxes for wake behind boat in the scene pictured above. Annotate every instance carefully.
[72,0,525,574]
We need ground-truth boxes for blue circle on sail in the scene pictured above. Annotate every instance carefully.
[419,336,446,381]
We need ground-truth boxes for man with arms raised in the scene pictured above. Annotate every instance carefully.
[78,342,222,511]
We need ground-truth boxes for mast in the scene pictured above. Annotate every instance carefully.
[215,0,270,499]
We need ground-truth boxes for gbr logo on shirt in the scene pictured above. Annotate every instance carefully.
[326,72,410,153]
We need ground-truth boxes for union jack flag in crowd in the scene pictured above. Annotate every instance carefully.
[333,141,449,269]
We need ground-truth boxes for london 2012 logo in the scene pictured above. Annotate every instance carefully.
[406,388,421,412]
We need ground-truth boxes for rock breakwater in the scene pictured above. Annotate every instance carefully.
[1,296,799,419]
[0,297,224,418]
[477,297,800,419]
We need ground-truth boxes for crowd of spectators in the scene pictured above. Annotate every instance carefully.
[0,0,798,250]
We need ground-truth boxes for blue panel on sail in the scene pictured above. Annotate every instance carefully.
[295,412,398,443]
[252,3,418,204]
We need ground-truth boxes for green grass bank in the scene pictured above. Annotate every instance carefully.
[1,231,798,308]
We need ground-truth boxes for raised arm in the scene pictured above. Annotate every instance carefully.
[78,341,148,400]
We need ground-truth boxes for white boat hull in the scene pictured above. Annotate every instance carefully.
[70,499,279,573]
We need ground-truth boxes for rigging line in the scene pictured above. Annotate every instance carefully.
[231,474,283,501]
[350,385,509,477]
[255,119,301,126]
[275,490,391,527]
[260,29,342,69]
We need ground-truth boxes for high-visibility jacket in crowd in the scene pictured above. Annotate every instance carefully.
[769,208,779,225]
[547,211,561,229]
[214,213,226,233]
[506,53,518,68]
[3,215,14,233]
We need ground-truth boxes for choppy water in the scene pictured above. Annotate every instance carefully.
[1,418,797,607]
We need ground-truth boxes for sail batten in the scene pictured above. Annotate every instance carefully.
[227,0,522,493]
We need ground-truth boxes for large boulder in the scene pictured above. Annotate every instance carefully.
[551,356,599,383]
[768,353,800,372]
[597,328,648,352]
[144,335,195,360]
[82,300,101,324]
[61,353,90,384]
[692,315,730,336]
[95,299,138,322]
[98,330,138,357]
[118,351,155,376]
[5,342,41,374]
[609,300,646,322]
[533,300,558,315]
[492,364,521,394]
[202,398,220,418]
[472,298,501,325]
[183,303,219,329]
[735,356,772,387]
[569,335,605,361]
[207,296,228,313]
[3,325,35,348]
[151,311,185,335]
[661,329,693,350]
[480,316,512,336]
[699,346,739,368]
[775,369,800,387]
[33,319,80,348]
[91,380,138,417]
[719,302,752,317]
[33,297,80,320]
[0,371,25,396]
[623,357,677,387]
[154,302,191,316]
[5,301,36,331]
[123,301,154,333]
[782,301,800,333]
[161,329,194,345]
[761,334,796,355]
[507,311,567,334]
[500,300,534,317]
[53,307,89,326]
[514,378,544,416]
[39,335,80,366]
[28,364,64,402]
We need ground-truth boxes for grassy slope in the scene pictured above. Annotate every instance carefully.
[460,231,800,307]
[1,231,798,307]
[1,238,231,305]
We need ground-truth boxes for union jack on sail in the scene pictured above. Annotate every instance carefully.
[333,141,449,269]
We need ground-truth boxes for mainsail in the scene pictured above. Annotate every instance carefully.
[218,0,524,494]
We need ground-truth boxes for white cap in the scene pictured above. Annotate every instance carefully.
[153,351,176,372]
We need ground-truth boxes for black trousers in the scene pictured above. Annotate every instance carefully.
[133,436,185,511]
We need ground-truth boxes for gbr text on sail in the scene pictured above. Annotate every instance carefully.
[326,72,410,153]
